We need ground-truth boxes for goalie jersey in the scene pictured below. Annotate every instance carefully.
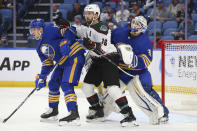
[111,26,153,75]
[36,23,85,77]
[76,21,117,57]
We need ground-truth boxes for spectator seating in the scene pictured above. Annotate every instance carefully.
[148,28,162,35]
[188,35,197,40]
[148,36,154,41]
[106,1,116,9]
[191,13,197,23]
[163,21,178,31]
[59,9,68,20]
[146,8,152,17]
[118,21,128,27]
[162,35,174,40]
[148,21,162,31]
[163,28,177,36]
[92,2,103,9]
[59,4,73,13]
[195,23,197,31]
[64,0,76,4]
[78,0,87,5]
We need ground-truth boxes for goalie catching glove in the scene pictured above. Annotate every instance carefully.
[83,38,96,50]
[117,43,134,65]
[35,74,47,91]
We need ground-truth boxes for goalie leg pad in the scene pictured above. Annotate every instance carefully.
[128,76,164,124]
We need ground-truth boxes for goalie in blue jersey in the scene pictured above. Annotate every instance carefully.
[29,19,85,125]
[111,16,169,124]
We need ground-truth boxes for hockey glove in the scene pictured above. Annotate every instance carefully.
[83,38,96,50]
[35,74,46,91]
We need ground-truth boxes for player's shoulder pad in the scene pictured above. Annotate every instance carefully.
[63,27,77,44]
[140,33,152,48]
[111,26,130,44]
[91,21,109,35]
[43,22,61,40]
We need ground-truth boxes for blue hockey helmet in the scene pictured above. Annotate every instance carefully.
[29,19,45,40]
[29,18,45,29]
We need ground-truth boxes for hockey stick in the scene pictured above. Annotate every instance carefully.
[2,58,63,123]
[93,49,134,77]
[2,88,37,123]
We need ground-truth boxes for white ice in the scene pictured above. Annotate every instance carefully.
[0,87,197,131]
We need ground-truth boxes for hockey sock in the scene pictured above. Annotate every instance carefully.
[87,93,102,108]
[62,82,77,112]
[115,96,130,114]
[49,91,60,108]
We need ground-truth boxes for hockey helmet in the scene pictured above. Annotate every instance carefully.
[84,4,100,20]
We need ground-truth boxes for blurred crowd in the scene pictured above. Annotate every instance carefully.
[54,0,197,48]
[0,0,37,47]
[1,0,197,48]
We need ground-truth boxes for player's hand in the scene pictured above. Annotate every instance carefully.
[83,38,96,50]
[35,74,46,91]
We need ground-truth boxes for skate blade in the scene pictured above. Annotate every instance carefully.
[86,117,105,123]
[58,118,81,126]
[121,120,139,127]
[40,116,58,123]
[159,117,169,124]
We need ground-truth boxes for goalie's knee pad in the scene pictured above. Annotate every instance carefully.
[82,82,95,97]
[107,85,123,101]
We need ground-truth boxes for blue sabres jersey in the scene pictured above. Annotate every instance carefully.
[111,26,153,75]
[36,23,85,76]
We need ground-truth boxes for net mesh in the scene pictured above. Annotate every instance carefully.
[162,41,197,95]
[165,43,197,51]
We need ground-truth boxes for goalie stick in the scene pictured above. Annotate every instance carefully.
[2,57,66,123]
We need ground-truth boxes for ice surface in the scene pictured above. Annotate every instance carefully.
[0,87,197,131]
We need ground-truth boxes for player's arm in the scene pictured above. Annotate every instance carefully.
[35,46,54,90]
[59,27,79,56]
[132,47,152,69]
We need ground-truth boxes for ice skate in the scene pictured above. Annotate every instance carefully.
[120,107,139,127]
[59,109,80,126]
[159,114,169,124]
[40,107,58,122]
[86,106,105,122]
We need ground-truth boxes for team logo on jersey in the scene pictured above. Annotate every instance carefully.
[40,44,55,60]
[100,25,108,32]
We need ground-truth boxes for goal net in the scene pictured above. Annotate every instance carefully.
[160,40,197,110]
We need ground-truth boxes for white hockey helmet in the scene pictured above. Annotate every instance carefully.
[130,16,148,35]
[84,4,100,19]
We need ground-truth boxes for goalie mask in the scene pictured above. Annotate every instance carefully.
[130,16,147,36]
[84,4,100,25]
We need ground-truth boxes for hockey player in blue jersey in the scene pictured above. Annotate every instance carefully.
[111,16,169,124]
[29,19,85,125]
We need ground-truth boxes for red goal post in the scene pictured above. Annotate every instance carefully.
[160,40,197,104]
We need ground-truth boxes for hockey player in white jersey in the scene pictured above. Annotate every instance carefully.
[77,4,137,127]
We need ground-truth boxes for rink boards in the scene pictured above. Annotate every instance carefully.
[0,49,197,94]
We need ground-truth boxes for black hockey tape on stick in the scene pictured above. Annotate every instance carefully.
[2,59,61,123]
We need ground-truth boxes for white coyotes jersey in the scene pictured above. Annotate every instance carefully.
[76,21,117,57]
